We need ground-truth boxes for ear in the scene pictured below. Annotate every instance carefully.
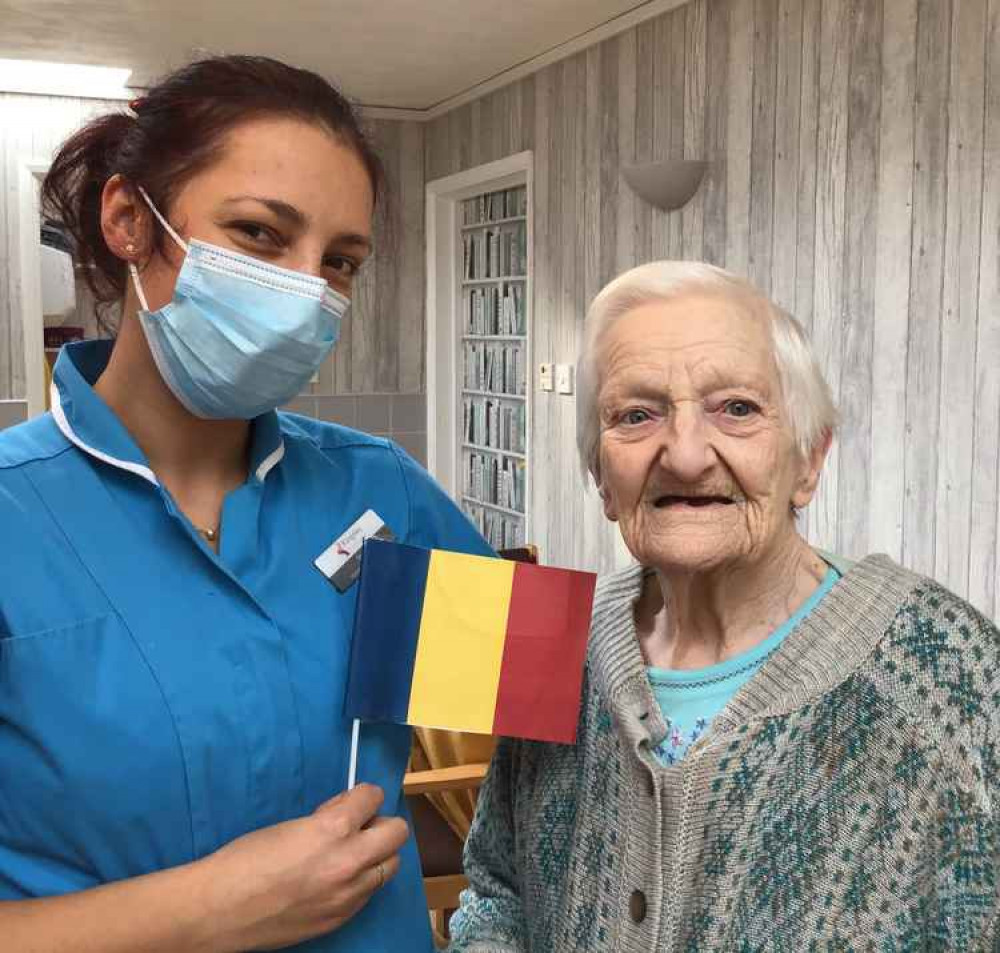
[99,174,150,264]
[791,429,832,509]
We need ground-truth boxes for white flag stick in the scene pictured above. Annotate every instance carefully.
[347,718,361,790]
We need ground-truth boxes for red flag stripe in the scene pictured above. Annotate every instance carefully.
[491,562,596,744]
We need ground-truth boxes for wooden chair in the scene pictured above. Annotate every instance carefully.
[404,543,539,944]
[403,760,491,943]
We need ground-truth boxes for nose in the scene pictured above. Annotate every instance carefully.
[294,257,325,280]
[284,246,326,280]
[657,401,716,482]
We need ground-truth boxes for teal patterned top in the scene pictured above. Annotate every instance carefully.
[448,555,1000,952]
[648,565,840,766]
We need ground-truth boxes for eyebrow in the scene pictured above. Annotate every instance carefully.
[222,195,309,228]
[221,195,373,254]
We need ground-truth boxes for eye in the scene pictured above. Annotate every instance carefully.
[723,399,760,418]
[231,221,282,246]
[622,408,651,426]
[323,255,361,280]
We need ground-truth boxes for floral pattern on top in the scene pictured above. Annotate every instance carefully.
[652,716,710,765]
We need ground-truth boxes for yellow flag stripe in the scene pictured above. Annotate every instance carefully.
[407,551,514,733]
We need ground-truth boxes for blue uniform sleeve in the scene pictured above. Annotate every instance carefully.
[391,446,495,558]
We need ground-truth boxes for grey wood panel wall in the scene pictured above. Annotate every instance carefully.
[424,0,1000,621]
[0,96,425,400]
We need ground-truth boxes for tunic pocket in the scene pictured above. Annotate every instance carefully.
[0,613,195,898]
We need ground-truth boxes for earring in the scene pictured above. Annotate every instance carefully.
[125,243,136,257]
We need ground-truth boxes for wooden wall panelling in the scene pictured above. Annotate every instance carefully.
[809,0,849,554]
[582,44,610,574]
[969,0,1000,620]
[488,85,505,162]
[427,113,450,183]
[451,104,472,175]
[347,226,374,393]
[635,19,656,264]
[479,93,496,166]
[519,77,536,157]
[749,0,778,293]
[651,11,674,261]
[726,0,754,277]
[374,120,402,393]
[599,37,620,289]
[417,0,998,614]
[869,0,917,563]
[469,99,483,170]
[562,53,587,563]
[668,8,687,259]
[903,0,951,577]
[790,0,821,544]
[770,0,803,313]
[702,0,730,266]
[838,0,882,561]
[532,66,554,557]
[616,29,638,273]
[793,0,821,334]
[935,0,989,591]
[546,59,568,561]
[682,0,707,261]
[397,120,425,394]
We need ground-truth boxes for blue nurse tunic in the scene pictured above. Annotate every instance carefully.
[0,340,491,952]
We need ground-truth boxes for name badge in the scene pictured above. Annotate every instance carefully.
[315,509,395,592]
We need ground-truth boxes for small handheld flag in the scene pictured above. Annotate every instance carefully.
[345,539,596,763]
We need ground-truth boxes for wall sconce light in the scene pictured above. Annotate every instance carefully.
[621,159,707,211]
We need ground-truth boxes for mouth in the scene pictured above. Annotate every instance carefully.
[652,494,736,509]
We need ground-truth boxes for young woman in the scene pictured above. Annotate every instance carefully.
[0,55,488,952]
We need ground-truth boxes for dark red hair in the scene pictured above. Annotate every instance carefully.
[42,55,384,314]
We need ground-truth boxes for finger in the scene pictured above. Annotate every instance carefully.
[314,783,384,831]
[353,816,409,867]
[379,852,401,886]
[360,851,402,898]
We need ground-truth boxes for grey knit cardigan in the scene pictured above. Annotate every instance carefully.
[447,554,1000,952]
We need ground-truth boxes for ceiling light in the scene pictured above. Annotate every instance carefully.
[0,58,132,99]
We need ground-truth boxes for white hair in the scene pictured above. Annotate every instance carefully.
[576,260,838,484]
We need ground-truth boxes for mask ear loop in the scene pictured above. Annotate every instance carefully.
[128,185,189,313]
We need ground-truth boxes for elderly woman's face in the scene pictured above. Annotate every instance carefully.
[596,293,824,574]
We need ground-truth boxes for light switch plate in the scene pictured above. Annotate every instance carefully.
[539,362,554,392]
[556,363,574,395]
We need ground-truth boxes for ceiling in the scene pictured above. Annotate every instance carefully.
[0,0,677,114]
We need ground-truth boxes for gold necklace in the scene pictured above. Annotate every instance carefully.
[199,526,219,542]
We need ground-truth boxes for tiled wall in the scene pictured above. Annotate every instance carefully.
[0,400,27,431]
[282,393,427,467]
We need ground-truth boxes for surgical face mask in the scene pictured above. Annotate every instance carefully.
[128,186,350,420]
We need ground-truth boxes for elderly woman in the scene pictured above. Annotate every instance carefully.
[447,261,1000,951]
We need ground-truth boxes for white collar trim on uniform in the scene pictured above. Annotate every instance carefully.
[50,381,160,486]
[255,441,285,482]
[51,378,285,486]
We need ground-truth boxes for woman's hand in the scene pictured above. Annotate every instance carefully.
[0,783,408,953]
[205,783,409,951]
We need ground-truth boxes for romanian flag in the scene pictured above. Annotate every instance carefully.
[345,539,597,744]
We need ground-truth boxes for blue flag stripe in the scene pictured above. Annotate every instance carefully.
[344,538,429,722]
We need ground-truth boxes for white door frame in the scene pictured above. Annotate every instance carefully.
[15,158,52,418]
[424,151,533,537]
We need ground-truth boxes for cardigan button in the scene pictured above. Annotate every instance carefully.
[629,889,647,923]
